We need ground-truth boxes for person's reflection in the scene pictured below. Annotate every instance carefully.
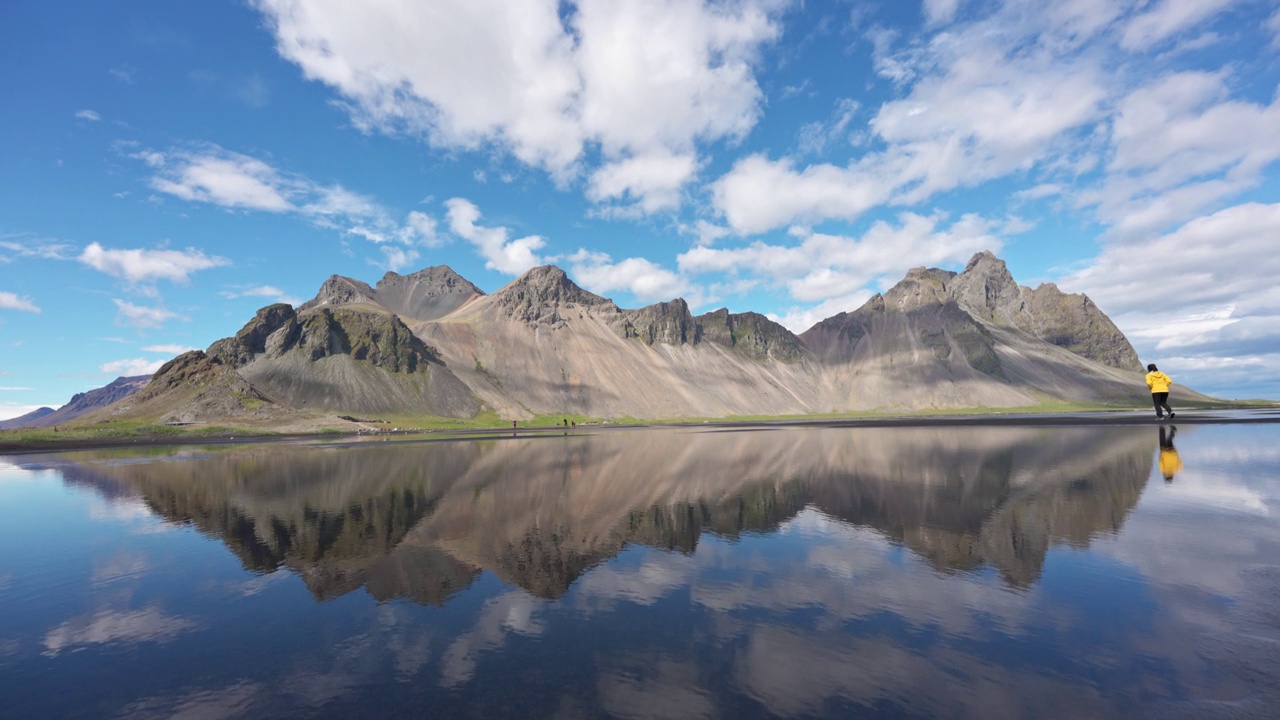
[1159,425,1182,482]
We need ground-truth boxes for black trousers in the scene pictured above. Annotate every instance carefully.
[1152,392,1173,417]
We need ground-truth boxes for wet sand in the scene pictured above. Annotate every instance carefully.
[2,406,1278,455]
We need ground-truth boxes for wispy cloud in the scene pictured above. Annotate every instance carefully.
[112,300,185,330]
[110,64,136,84]
[0,237,76,261]
[138,144,442,254]
[0,291,40,313]
[0,386,33,391]
[141,344,198,355]
[74,109,101,121]
[100,358,167,376]
[219,285,302,306]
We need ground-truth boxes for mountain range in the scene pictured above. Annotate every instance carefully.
[65,251,1212,428]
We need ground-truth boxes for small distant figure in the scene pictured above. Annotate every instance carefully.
[571,420,576,430]
[1159,425,1182,482]
[512,420,517,430]
[1145,363,1176,420]
[563,418,568,427]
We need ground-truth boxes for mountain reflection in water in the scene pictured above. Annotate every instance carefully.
[63,425,1153,601]
[5,423,1280,719]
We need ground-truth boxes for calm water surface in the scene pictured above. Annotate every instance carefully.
[2,423,1279,719]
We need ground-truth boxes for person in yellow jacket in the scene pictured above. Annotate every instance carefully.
[1145,363,1176,419]
[1159,425,1182,481]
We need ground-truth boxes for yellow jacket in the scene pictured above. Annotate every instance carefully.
[1146,371,1172,393]
[1159,449,1182,478]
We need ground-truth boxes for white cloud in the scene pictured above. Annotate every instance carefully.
[141,144,443,253]
[100,358,167,376]
[373,246,421,273]
[110,65,136,84]
[74,109,101,121]
[680,211,1002,303]
[252,0,785,214]
[219,285,303,306]
[444,198,545,275]
[0,237,76,261]
[0,403,54,422]
[1120,0,1245,50]
[1270,8,1280,48]
[150,148,296,211]
[43,607,198,656]
[586,151,698,215]
[768,291,874,334]
[0,386,33,391]
[1086,70,1280,238]
[79,242,229,284]
[0,291,40,313]
[141,344,198,355]
[568,249,702,305]
[112,300,185,330]
[1063,202,1280,396]
[922,0,963,28]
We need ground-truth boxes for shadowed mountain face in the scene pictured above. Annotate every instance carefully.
[59,425,1155,602]
[78,252,1213,426]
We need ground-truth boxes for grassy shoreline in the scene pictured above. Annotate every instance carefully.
[1,400,1275,454]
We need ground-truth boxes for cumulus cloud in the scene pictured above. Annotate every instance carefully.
[141,144,442,254]
[568,249,704,305]
[100,358,167,376]
[112,299,185,330]
[444,198,545,275]
[74,109,101,121]
[80,242,229,284]
[1063,202,1280,396]
[0,291,40,313]
[679,211,1002,305]
[714,4,1108,234]
[252,0,785,214]
[218,285,303,306]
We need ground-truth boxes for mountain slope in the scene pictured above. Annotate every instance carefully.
[0,376,151,429]
[801,252,1212,412]
[410,266,823,419]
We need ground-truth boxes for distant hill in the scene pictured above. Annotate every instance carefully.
[0,375,150,429]
[79,252,1216,427]
[0,406,56,430]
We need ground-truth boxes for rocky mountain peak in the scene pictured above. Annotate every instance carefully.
[949,251,1024,323]
[882,267,954,311]
[494,265,615,324]
[374,265,485,321]
[298,274,377,312]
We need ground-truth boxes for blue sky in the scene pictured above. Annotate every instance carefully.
[3,0,1280,416]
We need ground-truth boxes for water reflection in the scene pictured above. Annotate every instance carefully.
[2,423,1278,718]
[53,426,1154,599]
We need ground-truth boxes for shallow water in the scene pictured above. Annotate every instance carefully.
[1,423,1278,719]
